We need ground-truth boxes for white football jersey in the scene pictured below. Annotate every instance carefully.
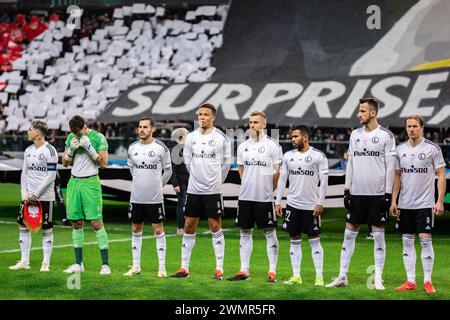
[237,135,283,202]
[279,147,329,210]
[395,138,446,209]
[184,127,231,194]
[22,142,58,201]
[127,139,172,204]
[347,126,396,195]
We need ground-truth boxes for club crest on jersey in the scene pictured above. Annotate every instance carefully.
[418,153,426,160]
[208,140,216,147]
[148,151,156,157]
[258,147,265,153]
[371,136,379,144]
[38,154,45,160]
[305,156,312,163]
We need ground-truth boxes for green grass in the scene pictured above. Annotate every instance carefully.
[1,183,450,300]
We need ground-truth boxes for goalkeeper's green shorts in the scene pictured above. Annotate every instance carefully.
[66,175,103,221]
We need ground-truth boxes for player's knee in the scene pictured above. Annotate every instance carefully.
[290,233,301,240]
[208,219,221,232]
[72,220,83,229]
[152,223,164,235]
[90,220,103,230]
[346,222,359,231]
[132,223,143,233]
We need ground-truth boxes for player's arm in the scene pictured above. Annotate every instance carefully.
[161,147,173,186]
[390,169,401,217]
[127,147,133,175]
[343,151,353,210]
[272,144,283,191]
[20,156,28,202]
[79,135,108,168]
[384,135,397,208]
[275,157,288,217]
[238,165,244,178]
[221,138,232,183]
[63,137,80,167]
[33,158,57,200]
[272,163,280,191]
[434,167,446,216]
[183,135,192,175]
[314,155,329,217]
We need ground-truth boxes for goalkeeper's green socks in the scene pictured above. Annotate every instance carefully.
[72,228,84,265]
[95,226,109,266]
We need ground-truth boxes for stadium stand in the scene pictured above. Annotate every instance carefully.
[0,3,229,132]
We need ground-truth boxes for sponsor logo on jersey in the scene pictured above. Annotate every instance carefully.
[418,153,426,160]
[133,163,158,169]
[371,136,379,144]
[353,148,380,157]
[192,151,216,158]
[244,159,267,166]
[27,164,47,171]
[401,165,428,173]
[289,167,314,176]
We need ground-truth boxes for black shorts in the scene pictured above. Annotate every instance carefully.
[394,208,434,234]
[346,195,388,226]
[184,193,224,219]
[18,201,54,230]
[128,203,166,224]
[236,200,277,229]
[282,205,320,236]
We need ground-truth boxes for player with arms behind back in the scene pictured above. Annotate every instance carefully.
[390,115,446,294]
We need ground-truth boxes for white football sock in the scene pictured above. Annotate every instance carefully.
[181,233,196,272]
[309,237,324,277]
[239,229,253,274]
[338,228,358,278]
[155,232,166,269]
[212,229,225,272]
[265,228,279,274]
[19,227,31,265]
[42,228,53,265]
[372,228,386,281]
[289,239,302,278]
[132,231,142,269]
[402,234,416,283]
[420,237,434,283]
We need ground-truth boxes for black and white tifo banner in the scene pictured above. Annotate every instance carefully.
[97,68,450,127]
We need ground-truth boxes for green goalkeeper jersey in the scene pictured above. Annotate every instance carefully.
[65,129,108,177]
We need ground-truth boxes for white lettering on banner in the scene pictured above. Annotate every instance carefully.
[105,70,450,125]
[207,84,253,120]
[286,81,346,118]
[400,72,449,117]
[336,79,372,118]
[371,76,410,117]
[152,83,218,114]
[243,83,303,118]
[429,105,450,125]
[112,85,163,116]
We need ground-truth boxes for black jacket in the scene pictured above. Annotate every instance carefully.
[170,143,189,187]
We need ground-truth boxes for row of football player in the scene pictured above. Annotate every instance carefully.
[10,99,446,293]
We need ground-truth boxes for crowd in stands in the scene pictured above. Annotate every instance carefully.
[0,4,229,133]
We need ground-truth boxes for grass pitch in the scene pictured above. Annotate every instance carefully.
[0,183,449,300]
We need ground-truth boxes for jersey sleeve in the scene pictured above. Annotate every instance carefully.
[127,144,134,168]
[47,146,58,171]
[183,134,192,167]
[65,133,73,150]
[280,153,288,176]
[318,153,329,174]
[271,142,283,165]
[394,152,401,170]
[223,135,232,165]
[162,144,172,168]
[432,147,446,170]
[385,133,396,156]
[97,133,108,151]
[237,143,244,165]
